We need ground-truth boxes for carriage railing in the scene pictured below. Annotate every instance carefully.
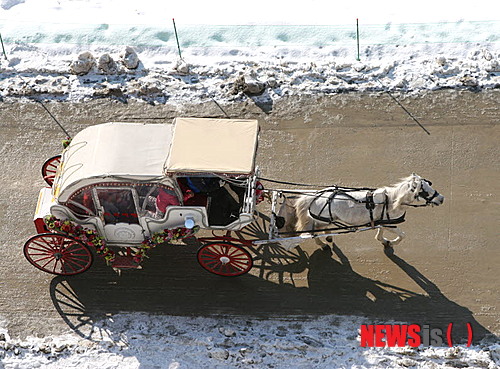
[241,167,260,215]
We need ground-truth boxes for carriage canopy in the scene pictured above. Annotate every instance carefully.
[165,117,259,175]
[54,118,259,202]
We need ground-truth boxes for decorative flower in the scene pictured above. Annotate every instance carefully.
[43,216,200,268]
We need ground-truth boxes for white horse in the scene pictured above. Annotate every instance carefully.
[277,174,444,249]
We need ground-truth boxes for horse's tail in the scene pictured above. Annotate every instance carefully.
[293,194,314,232]
[277,195,298,233]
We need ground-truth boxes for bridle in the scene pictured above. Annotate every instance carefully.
[411,179,441,207]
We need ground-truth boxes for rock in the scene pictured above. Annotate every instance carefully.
[267,77,277,88]
[38,344,52,354]
[275,326,288,337]
[239,347,250,356]
[70,52,95,75]
[127,80,163,96]
[94,85,124,99]
[298,335,324,347]
[121,46,140,69]
[460,75,478,87]
[436,56,447,66]
[444,360,469,368]
[353,62,366,72]
[398,358,417,367]
[485,60,500,72]
[174,59,190,74]
[218,328,236,337]
[468,49,481,60]
[54,343,67,353]
[445,347,462,359]
[231,75,265,95]
[210,348,229,360]
[482,49,493,61]
[98,53,117,74]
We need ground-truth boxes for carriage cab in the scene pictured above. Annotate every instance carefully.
[34,118,260,247]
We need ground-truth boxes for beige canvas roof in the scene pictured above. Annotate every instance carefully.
[54,122,174,201]
[54,118,259,202]
[165,117,259,175]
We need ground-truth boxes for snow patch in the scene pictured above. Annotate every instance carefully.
[0,313,499,368]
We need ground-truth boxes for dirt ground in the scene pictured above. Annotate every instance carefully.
[0,90,498,343]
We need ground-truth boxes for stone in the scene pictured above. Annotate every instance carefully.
[70,52,95,75]
[218,328,236,337]
[121,46,140,69]
[210,348,229,360]
[98,53,117,74]
[231,75,265,95]
[460,75,478,87]
[174,59,190,74]
[267,77,277,88]
[436,56,447,66]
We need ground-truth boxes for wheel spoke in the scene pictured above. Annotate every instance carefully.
[63,254,89,267]
[198,242,252,277]
[31,240,56,253]
[52,258,61,274]
[32,254,56,263]
[40,257,56,270]
[61,259,78,273]
[27,246,53,254]
[230,260,250,269]
[24,234,92,276]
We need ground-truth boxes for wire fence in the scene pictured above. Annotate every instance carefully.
[0,20,499,48]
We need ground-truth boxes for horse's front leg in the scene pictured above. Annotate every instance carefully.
[311,223,332,250]
[376,227,405,248]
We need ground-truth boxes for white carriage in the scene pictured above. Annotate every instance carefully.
[25,118,262,276]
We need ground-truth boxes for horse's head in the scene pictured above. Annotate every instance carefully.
[410,174,445,206]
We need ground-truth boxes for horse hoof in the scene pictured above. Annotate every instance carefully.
[382,240,392,249]
[325,236,333,243]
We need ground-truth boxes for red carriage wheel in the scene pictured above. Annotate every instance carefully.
[41,155,61,186]
[24,233,93,276]
[197,242,253,277]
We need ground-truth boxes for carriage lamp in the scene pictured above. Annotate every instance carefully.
[184,216,195,229]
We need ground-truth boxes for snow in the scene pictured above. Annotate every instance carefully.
[0,0,499,104]
[0,1,499,367]
[1,313,499,368]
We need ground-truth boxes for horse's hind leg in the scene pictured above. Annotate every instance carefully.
[376,227,405,248]
[311,224,334,250]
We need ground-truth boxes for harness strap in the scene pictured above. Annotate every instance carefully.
[365,191,375,227]
[310,189,394,228]
[309,190,339,223]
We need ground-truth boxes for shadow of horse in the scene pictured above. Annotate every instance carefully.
[307,244,494,344]
[49,214,495,345]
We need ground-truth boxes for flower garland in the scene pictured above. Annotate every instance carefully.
[44,215,115,264]
[136,226,200,263]
[44,215,200,266]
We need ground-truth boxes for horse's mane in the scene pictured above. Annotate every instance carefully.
[382,175,419,209]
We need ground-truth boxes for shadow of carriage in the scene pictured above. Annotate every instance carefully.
[49,213,495,344]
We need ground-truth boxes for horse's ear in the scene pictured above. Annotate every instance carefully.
[410,176,419,192]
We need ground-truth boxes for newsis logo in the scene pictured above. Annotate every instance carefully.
[360,323,473,347]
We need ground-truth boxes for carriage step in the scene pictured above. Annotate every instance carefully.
[111,255,141,269]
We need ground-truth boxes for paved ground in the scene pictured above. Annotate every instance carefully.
[0,90,498,343]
